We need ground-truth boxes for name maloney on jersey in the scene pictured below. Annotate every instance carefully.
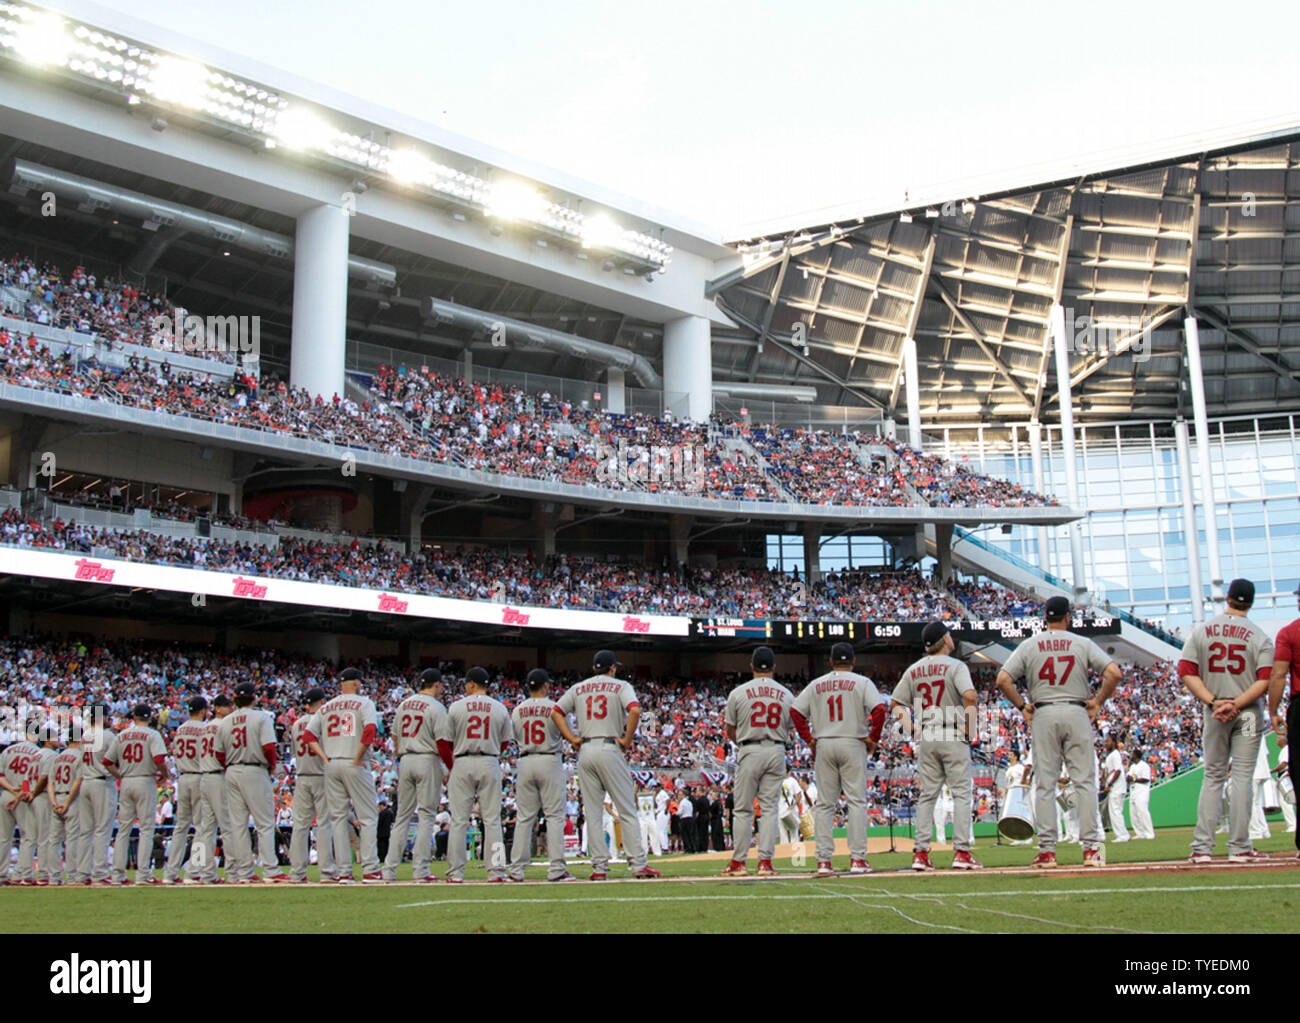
[910,662,947,679]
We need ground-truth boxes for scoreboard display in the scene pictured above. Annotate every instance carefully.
[693,615,1119,645]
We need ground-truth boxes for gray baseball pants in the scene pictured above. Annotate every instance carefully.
[508,753,568,880]
[914,742,973,852]
[813,737,868,863]
[290,774,334,881]
[383,755,442,880]
[730,743,785,862]
[224,765,278,880]
[111,777,157,884]
[1031,704,1101,852]
[447,755,505,881]
[1192,706,1263,856]
[77,777,117,882]
[576,740,646,873]
[326,760,379,877]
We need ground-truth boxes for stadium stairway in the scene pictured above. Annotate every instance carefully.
[719,435,796,502]
[924,524,1182,666]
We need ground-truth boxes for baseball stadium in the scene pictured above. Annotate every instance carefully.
[1,0,1299,948]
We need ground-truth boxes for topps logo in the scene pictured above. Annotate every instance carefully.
[50,955,151,1003]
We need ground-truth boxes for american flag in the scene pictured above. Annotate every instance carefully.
[700,770,731,786]
[630,770,656,787]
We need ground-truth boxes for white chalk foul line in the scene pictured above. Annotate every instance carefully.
[395,880,1300,909]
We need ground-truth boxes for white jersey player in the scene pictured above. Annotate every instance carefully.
[791,642,886,877]
[289,687,336,882]
[1126,749,1156,839]
[163,696,215,884]
[77,706,118,885]
[216,682,287,883]
[508,669,575,882]
[102,705,168,885]
[45,727,84,885]
[0,736,42,884]
[1102,735,1130,842]
[384,669,453,882]
[303,668,383,883]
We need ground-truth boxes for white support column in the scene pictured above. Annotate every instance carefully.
[902,336,922,451]
[1184,315,1224,609]
[289,203,350,399]
[1051,305,1087,599]
[605,368,626,414]
[1174,418,1206,624]
[463,348,473,382]
[663,315,713,422]
[1028,420,1050,577]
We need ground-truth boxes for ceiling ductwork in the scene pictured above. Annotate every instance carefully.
[712,382,818,403]
[422,297,662,389]
[8,159,397,288]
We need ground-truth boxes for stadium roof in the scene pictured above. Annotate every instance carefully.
[710,120,1300,432]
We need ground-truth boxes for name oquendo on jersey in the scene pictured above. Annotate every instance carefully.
[171,721,208,773]
[104,727,167,777]
[1002,631,1113,705]
[393,693,454,770]
[1178,613,1274,701]
[306,695,379,764]
[725,678,795,743]
[556,676,640,739]
[513,698,562,754]
[790,670,887,742]
[215,707,278,769]
[891,654,975,744]
[0,741,41,790]
[49,749,81,800]
[288,716,325,774]
[443,695,513,756]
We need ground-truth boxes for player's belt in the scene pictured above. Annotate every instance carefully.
[740,739,782,746]
[399,751,437,756]
[521,751,560,757]
[297,773,324,777]
[456,752,495,757]
[1034,700,1087,708]
[587,737,620,745]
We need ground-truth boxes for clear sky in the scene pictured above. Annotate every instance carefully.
[84,0,1300,237]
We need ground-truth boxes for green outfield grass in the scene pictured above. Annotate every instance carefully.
[9,828,1300,933]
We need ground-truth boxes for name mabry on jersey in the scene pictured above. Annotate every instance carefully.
[50,955,151,1003]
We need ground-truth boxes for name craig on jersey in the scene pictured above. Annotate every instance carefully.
[462,698,496,713]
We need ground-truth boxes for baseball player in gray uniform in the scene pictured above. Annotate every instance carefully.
[76,706,117,886]
[996,596,1121,868]
[0,735,42,884]
[508,668,575,883]
[790,642,886,877]
[45,725,84,885]
[383,669,452,883]
[893,621,982,871]
[103,704,168,885]
[191,695,233,883]
[1179,577,1276,863]
[303,668,383,883]
[163,697,214,884]
[721,646,794,878]
[31,724,61,885]
[216,682,288,883]
[552,651,662,880]
[441,666,513,883]
[290,687,336,882]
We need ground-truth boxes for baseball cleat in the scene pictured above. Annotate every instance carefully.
[548,872,579,882]
[589,871,607,881]
[265,873,292,883]
[361,872,386,884]
[486,877,508,883]
[911,851,935,871]
[415,874,442,883]
[505,876,525,883]
[1030,852,1058,869]
[34,879,49,887]
[166,879,186,885]
[951,851,983,870]
[1228,850,1270,863]
[849,859,872,875]
[444,877,464,885]
[756,860,778,877]
[1082,846,1105,867]
[633,867,663,879]
[135,878,164,885]
[815,861,836,877]
[720,860,749,877]
[96,879,121,886]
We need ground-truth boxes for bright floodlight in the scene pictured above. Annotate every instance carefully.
[14,11,70,66]
[272,106,335,151]
[486,179,548,223]
[148,56,209,108]
[387,147,432,184]
[581,213,623,250]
